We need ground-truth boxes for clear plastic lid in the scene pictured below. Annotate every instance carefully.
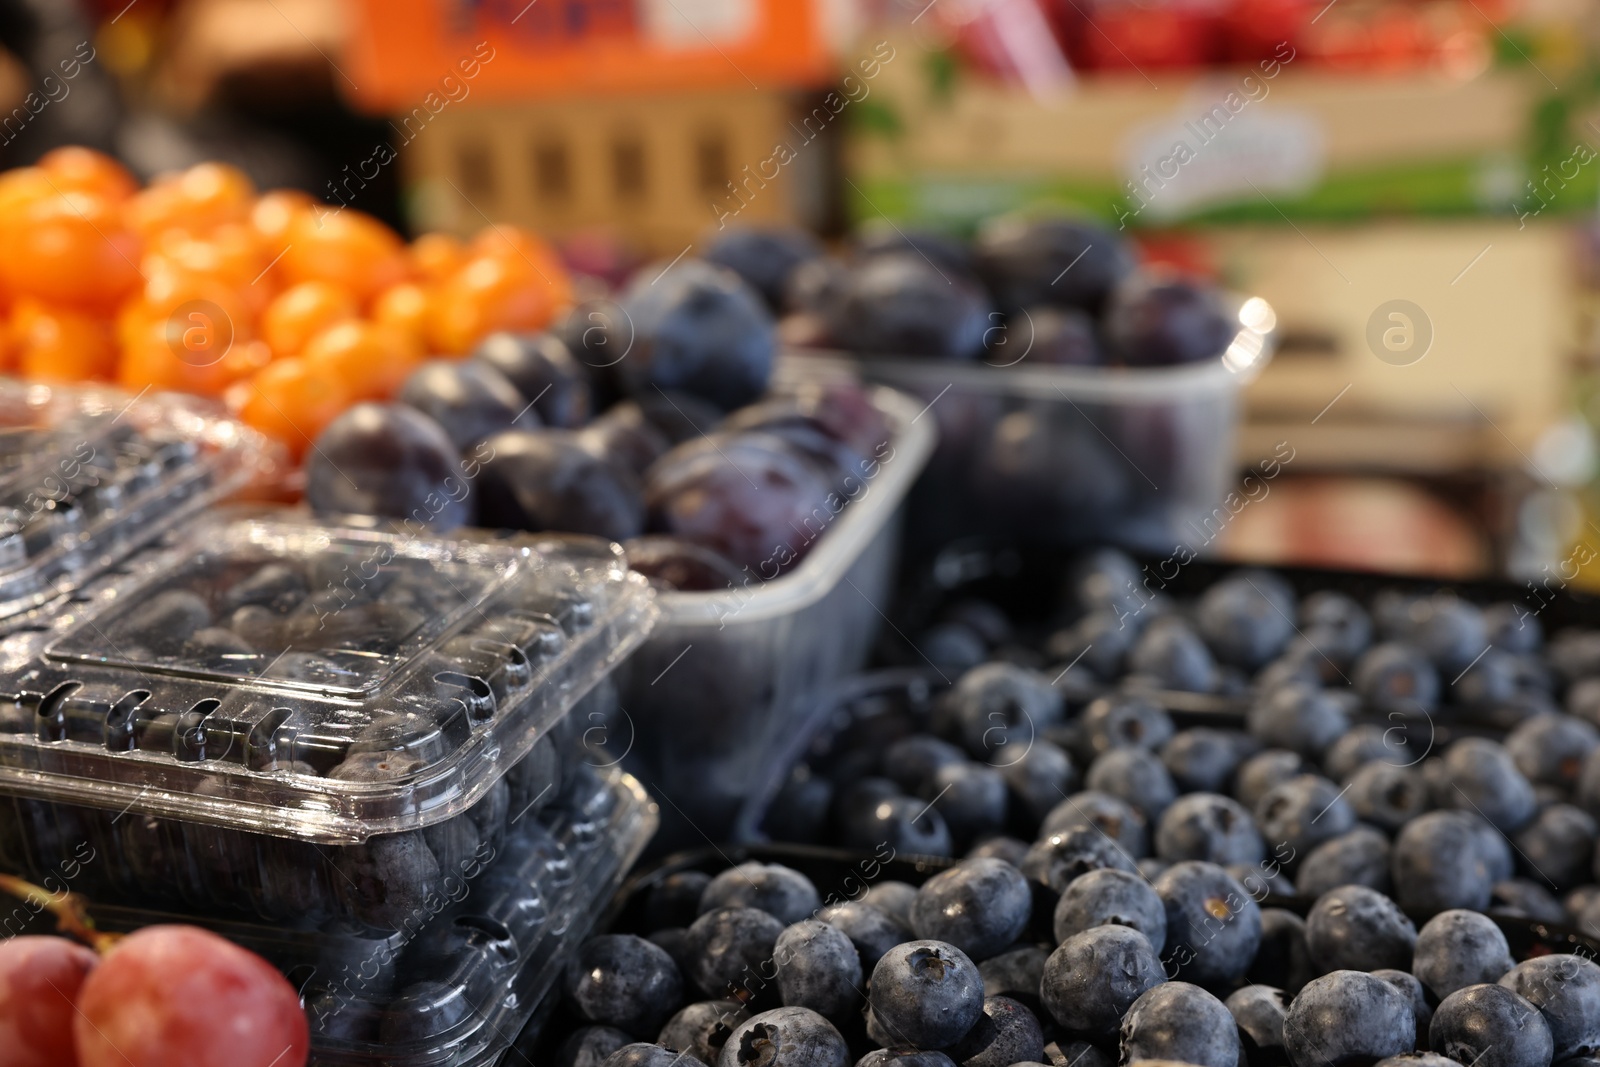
[0,379,281,623]
[0,508,657,842]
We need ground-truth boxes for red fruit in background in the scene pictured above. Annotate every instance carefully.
[1074,4,1218,71]
[1218,0,1310,63]
[0,935,98,1067]
[73,925,308,1067]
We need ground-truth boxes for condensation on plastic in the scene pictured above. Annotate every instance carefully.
[65,766,657,1067]
[0,379,282,624]
[615,384,936,849]
[0,508,657,843]
[793,294,1278,556]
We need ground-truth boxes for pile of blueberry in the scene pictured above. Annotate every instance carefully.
[535,546,1600,1067]
[303,253,895,584]
[701,219,1234,367]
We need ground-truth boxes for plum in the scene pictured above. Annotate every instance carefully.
[822,253,992,359]
[471,331,593,428]
[398,360,538,450]
[476,430,645,541]
[974,216,1135,315]
[1104,271,1236,366]
[703,226,823,311]
[306,403,471,529]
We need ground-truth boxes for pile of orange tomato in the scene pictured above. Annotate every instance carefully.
[0,147,572,459]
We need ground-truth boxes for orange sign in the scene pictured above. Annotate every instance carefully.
[340,0,838,110]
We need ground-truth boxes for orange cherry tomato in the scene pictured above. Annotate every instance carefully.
[301,320,422,402]
[261,280,358,358]
[116,312,241,398]
[279,208,409,305]
[251,189,315,247]
[409,232,467,285]
[425,255,555,355]
[372,282,429,351]
[0,167,56,223]
[126,161,255,240]
[0,192,142,312]
[38,147,139,202]
[11,300,115,381]
[237,357,351,460]
[470,223,573,308]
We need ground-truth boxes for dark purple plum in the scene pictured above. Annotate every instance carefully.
[471,331,593,428]
[1000,307,1102,367]
[973,216,1134,315]
[398,359,539,450]
[853,222,975,278]
[578,402,671,475]
[1104,271,1235,367]
[623,536,744,592]
[822,253,992,360]
[476,430,645,541]
[306,403,472,529]
[703,226,823,311]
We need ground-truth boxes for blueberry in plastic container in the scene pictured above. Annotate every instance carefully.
[1129,616,1219,693]
[1413,909,1515,1000]
[1119,982,1239,1067]
[616,258,773,411]
[1430,984,1551,1067]
[1196,574,1294,669]
[977,945,1048,1012]
[1345,760,1430,834]
[601,1043,709,1067]
[559,1025,635,1067]
[1154,861,1261,986]
[685,907,784,1002]
[772,920,861,1018]
[1160,729,1251,795]
[1505,713,1598,789]
[995,739,1076,825]
[1234,750,1304,812]
[907,858,1029,962]
[1492,879,1566,923]
[1283,970,1416,1067]
[883,736,965,794]
[699,863,821,927]
[1154,793,1263,867]
[853,1053,956,1067]
[814,901,912,974]
[1294,826,1392,897]
[720,1006,849,1067]
[945,662,1064,759]
[1392,812,1495,917]
[658,1001,749,1066]
[841,794,953,859]
[472,331,594,428]
[1304,884,1416,973]
[306,403,473,529]
[867,940,984,1051]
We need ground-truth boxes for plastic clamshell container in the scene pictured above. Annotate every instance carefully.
[789,294,1277,556]
[615,382,936,849]
[52,765,658,1067]
[0,507,656,844]
[0,379,281,624]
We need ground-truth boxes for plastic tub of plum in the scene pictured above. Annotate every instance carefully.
[0,377,281,625]
[780,219,1277,557]
[611,382,936,851]
[0,507,656,930]
[30,765,657,1067]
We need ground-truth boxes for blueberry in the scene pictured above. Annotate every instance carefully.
[1295,828,1392,898]
[1198,575,1294,669]
[1041,925,1165,1037]
[1119,982,1239,1067]
[472,331,592,428]
[1226,984,1287,1062]
[763,772,835,844]
[978,946,1049,1009]
[1570,678,1600,727]
[1234,750,1306,812]
[947,663,1064,759]
[861,883,919,928]
[1355,643,1440,715]
[331,830,441,929]
[868,941,985,1051]
[1374,1057,1464,1067]
[1086,747,1177,822]
[1255,774,1355,862]
[948,995,1045,1067]
[1249,908,1316,995]
[1430,985,1552,1067]
[1248,685,1349,759]
[703,227,823,312]
[648,871,714,930]
[1304,884,1416,972]
[1413,910,1515,1000]
[816,902,913,971]
[842,795,953,859]
[1155,793,1263,867]
[1022,826,1139,894]
[1408,595,1487,675]
[823,253,991,359]
[1052,867,1167,949]
[1516,804,1595,890]
[884,736,966,794]
[773,920,862,1018]
[965,835,1027,866]
[1229,861,1295,902]
[567,935,685,1037]
[1160,729,1252,795]
[1392,812,1495,917]
[601,1043,709,1067]
[700,864,821,927]
[222,562,308,614]
[1043,1040,1113,1067]
[618,258,773,411]
[996,740,1077,825]
[1462,812,1516,884]
[1346,761,1431,834]
[1300,591,1373,663]
[920,624,989,673]
[686,907,785,1001]
[306,403,473,529]
[1079,694,1175,757]
[1129,617,1218,693]
[1284,970,1416,1067]
[1456,649,1536,709]
[1155,861,1261,986]
[1491,879,1566,923]
[1506,715,1598,790]
[659,1001,749,1066]
[1373,969,1433,1049]
[1439,739,1537,832]
[1484,602,1541,654]
[1040,792,1149,859]
[120,589,212,653]
[908,858,1030,962]
[651,929,697,978]
[558,1025,635,1067]
[1044,611,1137,683]
[1499,954,1600,1061]
[854,1053,957,1067]
[923,763,1008,848]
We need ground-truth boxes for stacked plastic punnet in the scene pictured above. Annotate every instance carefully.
[0,390,662,1064]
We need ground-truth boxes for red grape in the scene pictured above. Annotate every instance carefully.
[73,925,308,1067]
[0,935,97,1067]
